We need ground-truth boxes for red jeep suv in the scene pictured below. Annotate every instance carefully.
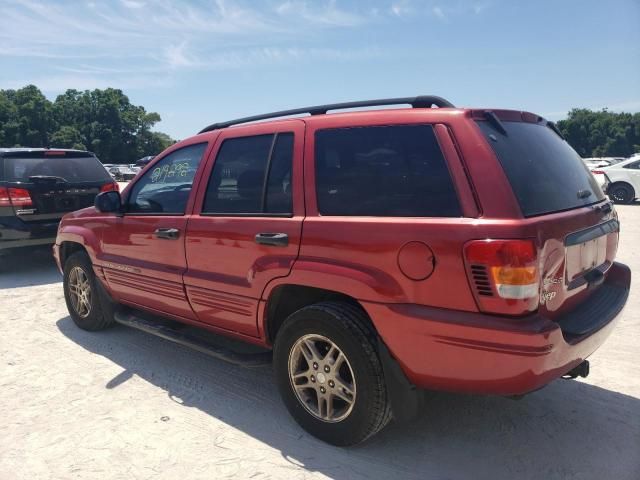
[54,96,630,446]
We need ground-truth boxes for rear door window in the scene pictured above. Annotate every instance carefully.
[3,154,111,183]
[202,133,294,215]
[476,121,606,217]
[314,125,461,217]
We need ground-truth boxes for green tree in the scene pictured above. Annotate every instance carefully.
[49,126,86,150]
[557,109,640,157]
[0,85,53,147]
[0,85,175,163]
[0,91,17,146]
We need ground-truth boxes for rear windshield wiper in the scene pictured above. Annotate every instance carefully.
[28,175,69,183]
[577,189,592,199]
[547,121,566,140]
[483,110,507,135]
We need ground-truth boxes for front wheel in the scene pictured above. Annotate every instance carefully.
[273,302,391,446]
[63,251,115,331]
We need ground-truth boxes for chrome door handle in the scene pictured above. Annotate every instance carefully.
[255,232,288,247]
[154,228,180,240]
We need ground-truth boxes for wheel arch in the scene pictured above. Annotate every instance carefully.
[57,226,100,266]
[59,241,89,267]
[263,284,376,344]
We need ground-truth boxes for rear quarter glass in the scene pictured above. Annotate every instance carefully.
[476,120,605,217]
[314,124,461,217]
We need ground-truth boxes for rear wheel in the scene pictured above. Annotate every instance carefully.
[273,302,391,446]
[63,251,115,331]
[609,182,635,204]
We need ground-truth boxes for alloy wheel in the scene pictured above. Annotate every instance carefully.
[288,334,356,423]
[68,266,92,318]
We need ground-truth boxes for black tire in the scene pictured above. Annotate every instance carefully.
[63,251,115,331]
[273,301,391,446]
[609,182,635,204]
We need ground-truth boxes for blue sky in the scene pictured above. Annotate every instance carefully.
[1,0,639,140]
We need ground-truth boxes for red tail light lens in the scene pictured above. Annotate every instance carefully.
[591,170,605,175]
[0,187,10,207]
[100,183,119,193]
[464,239,540,315]
[1,188,34,208]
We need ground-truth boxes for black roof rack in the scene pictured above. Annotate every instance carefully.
[198,95,455,133]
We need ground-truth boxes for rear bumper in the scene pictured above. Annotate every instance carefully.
[0,217,58,251]
[0,237,56,251]
[364,261,630,396]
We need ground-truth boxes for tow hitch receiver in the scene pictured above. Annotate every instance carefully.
[563,360,590,379]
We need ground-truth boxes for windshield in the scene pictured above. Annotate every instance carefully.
[3,155,111,183]
[477,120,606,217]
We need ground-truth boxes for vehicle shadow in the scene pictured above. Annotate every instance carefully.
[56,316,640,480]
[0,246,61,289]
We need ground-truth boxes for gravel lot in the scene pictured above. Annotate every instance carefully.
[1,206,639,480]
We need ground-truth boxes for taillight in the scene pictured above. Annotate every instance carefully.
[464,239,540,315]
[591,170,605,175]
[0,187,10,207]
[100,183,119,193]
[0,187,33,208]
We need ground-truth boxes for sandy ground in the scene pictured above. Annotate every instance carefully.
[1,207,639,480]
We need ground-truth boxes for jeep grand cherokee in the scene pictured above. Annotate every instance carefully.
[53,96,630,446]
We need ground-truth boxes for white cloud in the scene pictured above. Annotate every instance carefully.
[120,0,145,8]
[275,0,364,27]
[164,42,202,68]
[389,0,491,20]
[432,6,445,20]
[164,45,386,71]
[390,0,412,17]
[0,0,465,94]
[0,0,382,72]
[473,2,491,14]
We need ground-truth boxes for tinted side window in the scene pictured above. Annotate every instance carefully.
[314,125,461,217]
[127,143,207,214]
[202,133,293,215]
[266,134,294,214]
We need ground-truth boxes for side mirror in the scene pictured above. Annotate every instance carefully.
[95,191,122,214]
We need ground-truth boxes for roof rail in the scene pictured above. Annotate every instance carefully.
[198,95,454,133]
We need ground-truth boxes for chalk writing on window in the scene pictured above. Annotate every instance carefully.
[150,162,190,183]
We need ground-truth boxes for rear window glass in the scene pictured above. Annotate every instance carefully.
[3,155,111,183]
[476,121,605,217]
[315,125,461,217]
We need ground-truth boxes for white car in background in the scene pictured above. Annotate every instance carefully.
[583,157,626,168]
[589,169,610,192]
[594,155,640,204]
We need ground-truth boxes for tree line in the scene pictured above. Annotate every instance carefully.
[0,85,174,164]
[1,85,639,161]
[557,108,640,158]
